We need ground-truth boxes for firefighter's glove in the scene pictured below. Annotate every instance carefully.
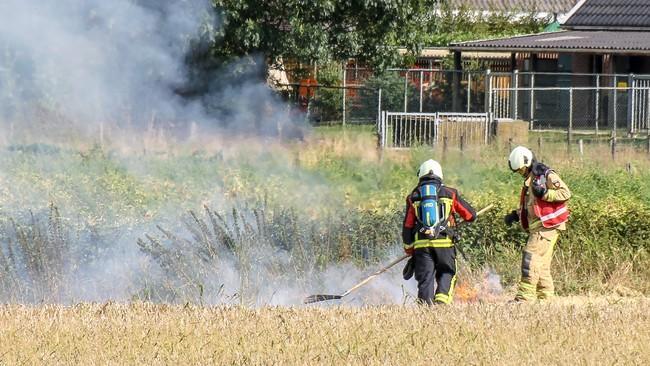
[504,210,519,226]
[402,257,415,280]
[532,183,547,198]
[404,247,415,256]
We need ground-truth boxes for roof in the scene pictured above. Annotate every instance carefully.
[399,47,510,59]
[452,0,579,13]
[449,30,650,54]
[564,0,650,30]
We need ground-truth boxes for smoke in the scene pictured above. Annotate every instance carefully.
[0,0,301,145]
[0,0,416,307]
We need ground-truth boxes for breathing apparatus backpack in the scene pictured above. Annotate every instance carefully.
[413,180,449,240]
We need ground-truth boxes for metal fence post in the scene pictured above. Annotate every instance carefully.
[512,70,519,119]
[614,75,618,134]
[419,70,424,113]
[568,87,573,153]
[485,69,492,115]
[467,72,472,113]
[342,67,347,126]
[377,88,382,130]
[404,71,409,113]
[628,73,635,135]
[530,72,535,129]
[595,74,600,137]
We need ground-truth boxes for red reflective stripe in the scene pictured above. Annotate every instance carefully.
[534,200,569,228]
[539,206,568,222]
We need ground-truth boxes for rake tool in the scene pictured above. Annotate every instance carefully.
[303,204,495,304]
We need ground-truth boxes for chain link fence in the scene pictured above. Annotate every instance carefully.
[278,68,650,154]
[278,83,380,125]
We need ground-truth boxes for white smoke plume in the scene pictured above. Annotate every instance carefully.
[0,0,299,145]
[0,0,419,307]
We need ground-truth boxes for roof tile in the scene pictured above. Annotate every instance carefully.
[564,0,650,29]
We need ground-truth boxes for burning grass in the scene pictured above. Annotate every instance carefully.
[0,126,649,304]
[0,298,648,365]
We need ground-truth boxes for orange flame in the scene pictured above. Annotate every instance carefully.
[454,281,479,303]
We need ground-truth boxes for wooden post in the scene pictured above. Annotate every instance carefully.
[460,135,465,151]
[611,130,617,160]
[579,139,584,158]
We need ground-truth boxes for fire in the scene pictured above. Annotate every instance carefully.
[454,269,504,304]
[454,281,479,303]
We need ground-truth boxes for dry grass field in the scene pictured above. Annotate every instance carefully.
[1,298,648,365]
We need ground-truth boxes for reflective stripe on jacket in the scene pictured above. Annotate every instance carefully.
[520,164,571,231]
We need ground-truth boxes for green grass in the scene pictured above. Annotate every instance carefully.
[0,126,649,303]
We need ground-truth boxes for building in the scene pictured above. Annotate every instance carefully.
[448,0,650,132]
[450,0,650,75]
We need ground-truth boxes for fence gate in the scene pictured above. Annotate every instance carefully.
[632,76,650,133]
[378,112,492,148]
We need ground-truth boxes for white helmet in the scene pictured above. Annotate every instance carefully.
[508,146,534,172]
[417,159,443,179]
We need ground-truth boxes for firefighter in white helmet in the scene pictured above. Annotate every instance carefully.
[402,159,476,304]
[505,146,571,301]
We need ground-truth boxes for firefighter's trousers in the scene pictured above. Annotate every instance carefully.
[414,246,457,305]
[515,228,559,301]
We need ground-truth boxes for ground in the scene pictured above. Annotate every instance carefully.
[0,298,647,364]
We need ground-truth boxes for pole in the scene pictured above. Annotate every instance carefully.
[377,88,382,128]
[513,70,519,119]
[404,71,409,113]
[342,67,347,126]
[419,70,424,113]
[486,69,493,115]
[467,72,472,113]
[530,72,535,129]
[614,75,618,134]
[579,139,584,159]
[629,73,635,135]
[595,74,600,137]
[611,130,617,160]
[568,87,573,154]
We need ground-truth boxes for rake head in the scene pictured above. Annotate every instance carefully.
[303,294,343,304]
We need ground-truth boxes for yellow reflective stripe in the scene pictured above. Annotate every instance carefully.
[448,258,458,300]
[403,243,414,250]
[434,293,451,304]
[516,282,536,301]
[519,282,535,290]
[413,239,453,249]
[413,202,421,219]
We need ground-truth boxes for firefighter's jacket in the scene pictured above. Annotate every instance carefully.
[402,179,477,251]
[520,164,571,233]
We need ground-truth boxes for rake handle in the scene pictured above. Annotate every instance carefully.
[339,203,494,298]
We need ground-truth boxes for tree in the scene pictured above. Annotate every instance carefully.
[204,0,437,71]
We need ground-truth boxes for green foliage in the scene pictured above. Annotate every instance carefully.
[1,132,649,302]
[208,0,437,70]
[309,63,344,122]
[427,3,549,47]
